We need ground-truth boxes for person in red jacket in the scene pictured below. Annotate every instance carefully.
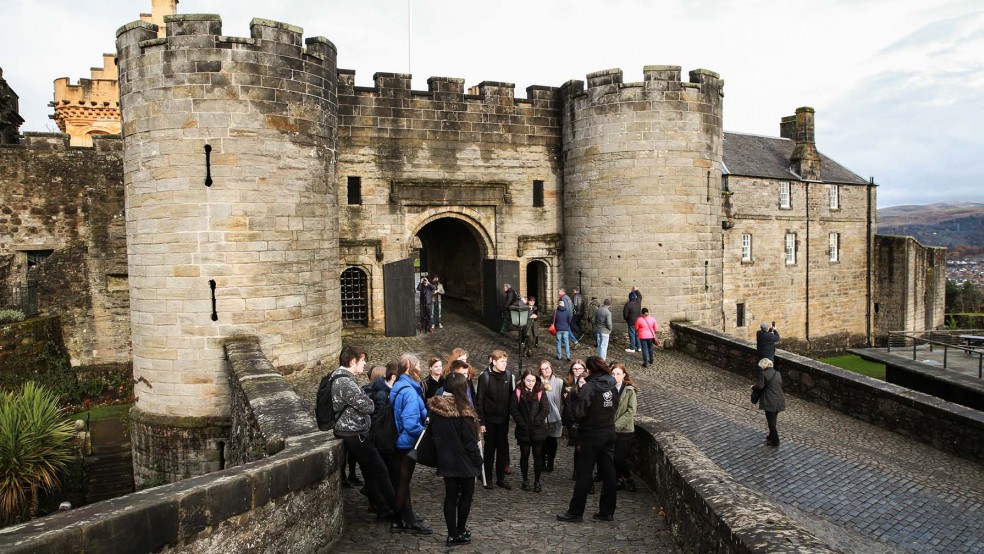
[634,308,659,368]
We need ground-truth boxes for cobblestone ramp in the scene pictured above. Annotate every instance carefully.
[288,310,984,553]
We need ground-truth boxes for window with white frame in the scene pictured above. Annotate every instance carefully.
[829,185,839,209]
[785,232,796,265]
[779,181,791,209]
[829,232,840,262]
[741,233,752,262]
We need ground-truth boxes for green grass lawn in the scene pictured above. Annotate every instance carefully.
[69,402,133,422]
[820,355,886,380]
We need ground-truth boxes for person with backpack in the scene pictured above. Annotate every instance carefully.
[510,369,550,493]
[557,355,620,523]
[365,362,400,488]
[389,354,433,535]
[475,350,515,490]
[428,372,483,546]
[634,308,660,368]
[622,291,642,353]
[320,345,396,522]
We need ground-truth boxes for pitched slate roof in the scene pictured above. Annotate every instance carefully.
[723,132,868,185]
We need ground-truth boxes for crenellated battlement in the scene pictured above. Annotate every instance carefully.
[562,65,724,102]
[2,132,122,153]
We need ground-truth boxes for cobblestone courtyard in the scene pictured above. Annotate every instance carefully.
[288,309,984,553]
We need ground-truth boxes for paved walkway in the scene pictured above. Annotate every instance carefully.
[288,310,984,553]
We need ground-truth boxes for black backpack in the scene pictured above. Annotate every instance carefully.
[315,372,353,432]
[369,401,399,454]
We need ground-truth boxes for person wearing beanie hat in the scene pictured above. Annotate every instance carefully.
[756,321,780,362]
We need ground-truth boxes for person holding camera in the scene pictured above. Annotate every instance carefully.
[756,321,780,362]
[417,277,436,333]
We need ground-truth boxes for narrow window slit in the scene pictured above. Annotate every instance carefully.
[209,279,218,321]
[204,144,213,187]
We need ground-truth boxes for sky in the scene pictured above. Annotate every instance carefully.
[2,0,981,208]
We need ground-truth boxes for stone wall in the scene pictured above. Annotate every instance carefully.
[561,67,724,331]
[874,235,947,341]
[0,432,344,554]
[0,133,129,367]
[632,418,836,553]
[722,175,874,355]
[336,72,563,319]
[672,321,984,464]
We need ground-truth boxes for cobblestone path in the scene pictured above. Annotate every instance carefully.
[288,310,984,553]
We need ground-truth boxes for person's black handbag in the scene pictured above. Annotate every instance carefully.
[407,419,437,467]
[750,386,761,405]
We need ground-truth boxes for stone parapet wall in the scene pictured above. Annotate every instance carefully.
[672,321,984,464]
[633,419,836,553]
[850,347,984,411]
[225,336,319,467]
[0,432,344,554]
[560,67,725,332]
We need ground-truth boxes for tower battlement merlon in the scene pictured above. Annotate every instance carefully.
[586,68,623,89]
[688,68,724,96]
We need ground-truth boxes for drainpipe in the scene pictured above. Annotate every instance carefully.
[866,177,873,345]
[805,182,810,344]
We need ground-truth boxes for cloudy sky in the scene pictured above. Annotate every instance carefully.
[3,0,981,208]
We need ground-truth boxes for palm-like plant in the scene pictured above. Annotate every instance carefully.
[0,382,75,525]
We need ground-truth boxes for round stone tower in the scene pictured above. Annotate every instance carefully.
[560,66,724,328]
[116,14,340,483]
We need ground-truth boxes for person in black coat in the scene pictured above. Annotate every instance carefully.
[756,322,780,361]
[754,358,786,447]
[428,372,483,547]
[417,277,436,332]
[510,369,550,492]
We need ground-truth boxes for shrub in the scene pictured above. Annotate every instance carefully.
[0,309,26,324]
[0,382,75,525]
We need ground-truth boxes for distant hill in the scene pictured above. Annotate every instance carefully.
[878,202,984,250]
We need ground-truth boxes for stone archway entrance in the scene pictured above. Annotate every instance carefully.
[416,217,486,313]
[526,260,548,307]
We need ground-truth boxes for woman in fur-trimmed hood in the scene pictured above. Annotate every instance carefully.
[427,372,483,546]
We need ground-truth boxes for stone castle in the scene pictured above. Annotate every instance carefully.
[0,6,945,482]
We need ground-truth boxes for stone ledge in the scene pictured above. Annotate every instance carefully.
[634,418,837,553]
[851,347,984,411]
[0,432,342,554]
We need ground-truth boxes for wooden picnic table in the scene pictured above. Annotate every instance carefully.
[958,334,984,354]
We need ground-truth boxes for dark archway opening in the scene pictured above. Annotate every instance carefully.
[416,218,484,314]
[526,260,548,308]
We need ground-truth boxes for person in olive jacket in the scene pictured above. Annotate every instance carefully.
[611,362,638,492]
[428,372,483,546]
[510,369,550,492]
[754,358,786,447]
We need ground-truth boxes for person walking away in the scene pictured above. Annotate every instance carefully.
[389,354,433,534]
[593,299,613,360]
[330,346,397,521]
[558,289,580,348]
[423,357,443,400]
[510,370,550,492]
[757,322,780,362]
[610,363,638,492]
[475,350,516,489]
[557,356,620,523]
[428,372,483,546]
[499,284,520,335]
[432,275,445,329]
[417,277,435,333]
[538,360,565,472]
[754,358,786,447]
[623,292,642,353]
[634,308,659,368]
[571,287,586,340]
[554,302,574,361]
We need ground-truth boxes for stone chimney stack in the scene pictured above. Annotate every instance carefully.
[782,107,821,181]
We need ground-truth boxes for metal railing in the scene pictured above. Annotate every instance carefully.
[0,281,38,317]
[887,329,984,378]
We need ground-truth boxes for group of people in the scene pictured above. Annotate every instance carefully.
[328,345,640,547]
[416,274,446,333]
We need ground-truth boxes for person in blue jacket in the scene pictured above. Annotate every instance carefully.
[554,302,575,361]
[389,353,433,535]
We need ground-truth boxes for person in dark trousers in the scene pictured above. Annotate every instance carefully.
[417,277,435,333]
[389,354,433,535]
[571,287,586,339]
[610,362,638,492]
[330,345,396,522]
[756,322,780,361]
[754,358,786,447]
[522,296,540,356]
[428,372,483,547]
[558,288,580,348]
[475,350,515,489]
[622,291,642,353]
[499,284,520,335]
[557,355,619,523]
[423,357,444,400]
[510,369,550,493]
